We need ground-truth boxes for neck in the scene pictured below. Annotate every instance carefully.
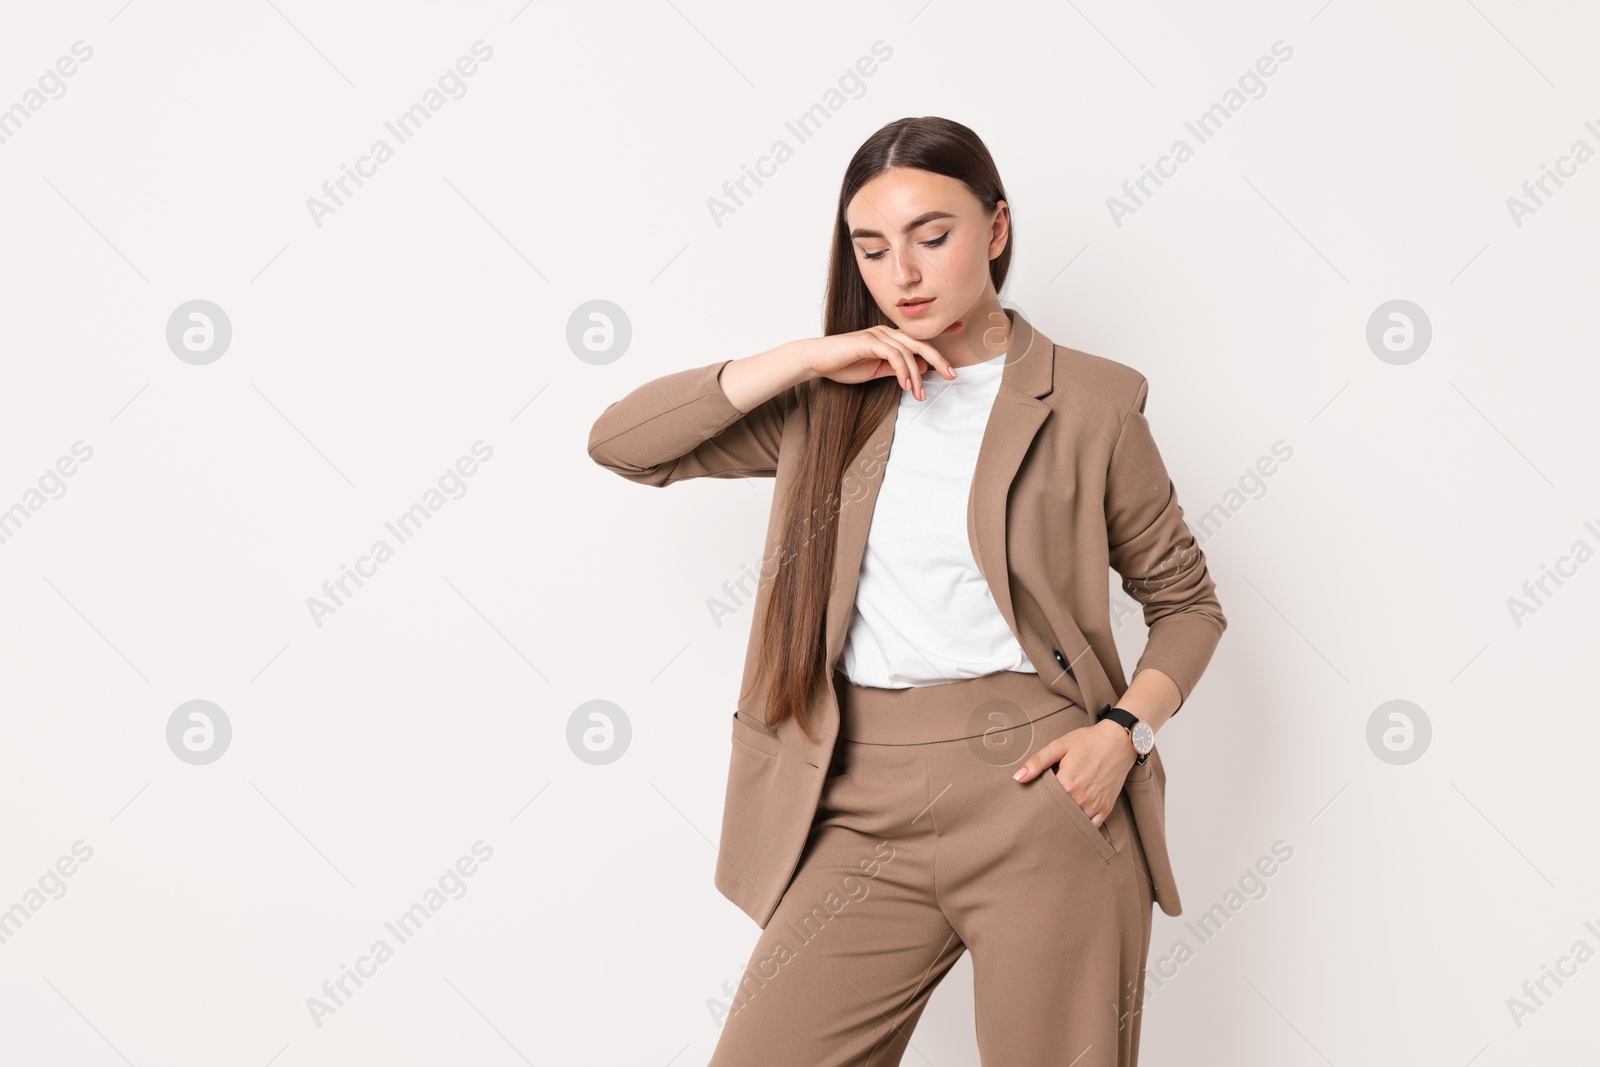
[933,296,1012,368]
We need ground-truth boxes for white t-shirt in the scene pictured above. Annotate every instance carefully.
[838,351,1039,688]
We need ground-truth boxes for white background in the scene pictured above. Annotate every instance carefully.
[2,0,1597,1064]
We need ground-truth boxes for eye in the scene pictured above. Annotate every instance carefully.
[861,232,949,261]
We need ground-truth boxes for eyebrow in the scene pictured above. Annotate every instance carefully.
[848,210,956,240]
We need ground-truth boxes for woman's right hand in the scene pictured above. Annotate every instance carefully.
[793,326,957,402]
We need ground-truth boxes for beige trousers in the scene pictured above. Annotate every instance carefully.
[709,669,1157,1067]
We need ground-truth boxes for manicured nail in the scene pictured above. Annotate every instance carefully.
[1013,768,1027,781]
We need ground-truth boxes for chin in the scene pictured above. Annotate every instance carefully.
[889,314,940,337]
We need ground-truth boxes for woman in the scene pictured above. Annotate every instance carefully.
[587,116,1226,1067]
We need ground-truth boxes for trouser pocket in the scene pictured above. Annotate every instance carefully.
[1040,766,1121,865]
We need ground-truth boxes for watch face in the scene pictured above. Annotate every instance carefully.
[1130,721,1155,754]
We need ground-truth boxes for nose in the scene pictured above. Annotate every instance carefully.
[890,247,920,288]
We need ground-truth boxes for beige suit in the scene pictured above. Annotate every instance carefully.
[587,308,1226,930]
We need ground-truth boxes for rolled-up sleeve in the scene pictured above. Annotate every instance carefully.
[1103,377,1226,713]
[587,359,802,486]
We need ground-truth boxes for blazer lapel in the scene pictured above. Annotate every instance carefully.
[967,308,1053,645]
[822,395,899,670]
[981,312,1119,711]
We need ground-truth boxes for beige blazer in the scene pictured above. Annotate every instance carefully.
[588,308,1226,927]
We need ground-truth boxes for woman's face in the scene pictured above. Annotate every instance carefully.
[844,167,1008,348]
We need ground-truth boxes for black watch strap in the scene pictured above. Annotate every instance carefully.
[1095,703,1151,764]
[1096,704,1139,731]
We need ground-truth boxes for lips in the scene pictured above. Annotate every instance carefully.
[898,297,934,307]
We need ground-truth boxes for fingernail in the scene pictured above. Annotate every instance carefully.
[1013,768,1027,781]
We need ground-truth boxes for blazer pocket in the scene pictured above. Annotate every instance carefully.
[1042,767,1120,865]
[717,708,790,912]
[1124,758,1155,787]
[731,709,781,757]
[1121,756,1178,902]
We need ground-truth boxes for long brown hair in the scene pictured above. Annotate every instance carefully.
[744,116,1013,740]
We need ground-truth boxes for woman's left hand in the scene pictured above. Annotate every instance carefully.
[1011,720,1137,827]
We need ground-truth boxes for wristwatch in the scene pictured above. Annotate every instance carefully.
[1096,704,1154,765]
